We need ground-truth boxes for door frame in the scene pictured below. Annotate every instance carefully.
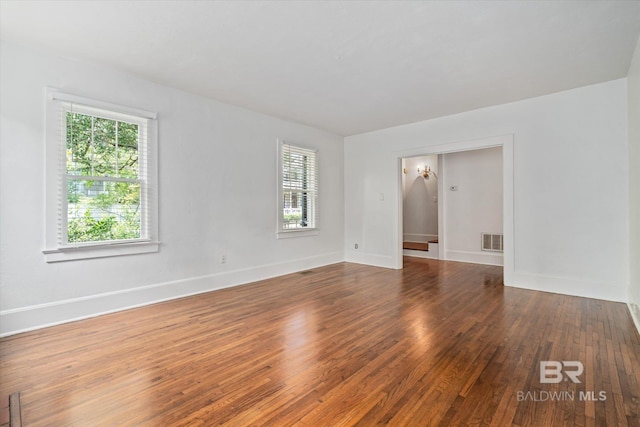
[392,134,514,286]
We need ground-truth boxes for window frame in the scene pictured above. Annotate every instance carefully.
[43,88,159,262]
[277,139,319,239]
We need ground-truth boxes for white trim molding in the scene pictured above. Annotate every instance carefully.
[0,251,343,337]
[403,248,439,260]
[43,241,160,262]
[444,249,504,266]
[628,303,640,337]
[392,134,514,278]
[345,251,395,269]
[510,270,627,303]
[43,87,160,262]
[276,139,319,238]
[50,90,157,120]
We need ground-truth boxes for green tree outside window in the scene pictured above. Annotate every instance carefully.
[66,112,141,243]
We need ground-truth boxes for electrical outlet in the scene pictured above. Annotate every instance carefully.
[220,254,227,264]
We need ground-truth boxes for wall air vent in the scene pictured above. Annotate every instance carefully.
[481,233,503,252]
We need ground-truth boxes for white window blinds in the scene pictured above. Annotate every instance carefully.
[44,88,159,261]
[60,102,151,245]
[280,142,318,231]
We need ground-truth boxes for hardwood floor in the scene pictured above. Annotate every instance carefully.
[1,258,639,426]
[0,395,8,427]
[403,242,429,251]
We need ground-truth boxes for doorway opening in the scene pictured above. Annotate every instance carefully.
[401,154,441,260]
[394,134,514,285]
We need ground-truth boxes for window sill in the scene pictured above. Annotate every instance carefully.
[43,240,160,263]
[277,229,319,239]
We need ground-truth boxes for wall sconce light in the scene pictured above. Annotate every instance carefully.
[417,165,438,179]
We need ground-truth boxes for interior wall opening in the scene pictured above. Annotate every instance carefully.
[401,154,441,260]
[399,145,505,270]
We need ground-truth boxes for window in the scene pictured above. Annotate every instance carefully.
[278,140,318,237]
[44,89,159,262]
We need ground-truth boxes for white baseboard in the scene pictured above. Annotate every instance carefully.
[403,248,439,260]
[627,303,640,337]
[0,251,344,337]
[508,270,626,303]
[345,251,396,269]
[444,250,503,266]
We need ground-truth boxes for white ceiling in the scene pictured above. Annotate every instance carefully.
[2,1,640,136]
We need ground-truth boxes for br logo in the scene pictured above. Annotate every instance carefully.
[540,361,584,384]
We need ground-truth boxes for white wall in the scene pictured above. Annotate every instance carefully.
[628,35,640,332]
[345,79,629,302]
[0,41,344,335]
[402,155,438,242]
[442,147,503,266]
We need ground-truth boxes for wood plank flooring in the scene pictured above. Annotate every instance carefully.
[0,396,8,427]
[403,242,429,251]
[1,258,639,426]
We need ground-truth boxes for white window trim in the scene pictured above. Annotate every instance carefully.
[43,88,160,262]
[276,139,319,239]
